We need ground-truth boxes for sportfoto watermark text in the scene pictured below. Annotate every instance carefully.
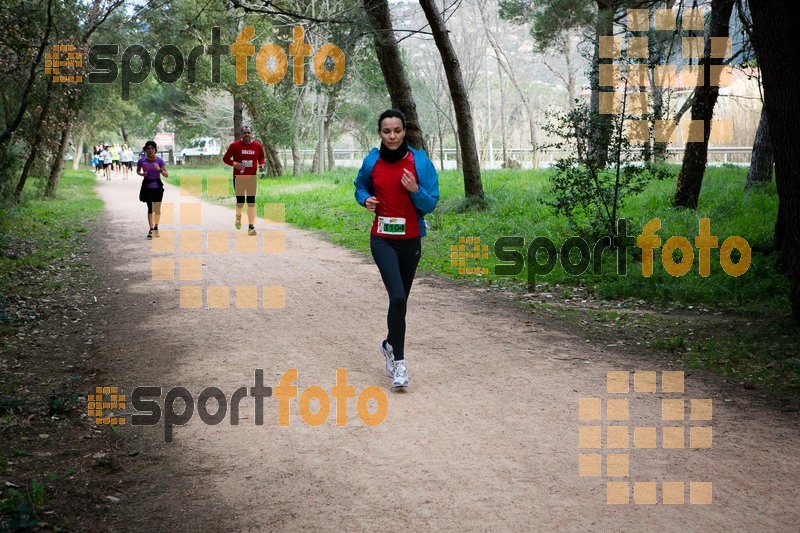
[88,26,345,100]
[118,368,387,443]
[494,218,750,286]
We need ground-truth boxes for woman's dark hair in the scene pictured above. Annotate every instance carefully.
[144,140,157,151]
[377,109,406,131]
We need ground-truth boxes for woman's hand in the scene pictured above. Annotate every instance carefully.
[401,169,420,192]
[365,196,379,212]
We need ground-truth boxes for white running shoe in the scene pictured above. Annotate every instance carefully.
[380,340,394,377]
[392,360,408,388]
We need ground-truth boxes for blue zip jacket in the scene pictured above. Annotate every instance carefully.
[354,146,440,237]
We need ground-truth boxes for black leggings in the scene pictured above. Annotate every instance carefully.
[370,235,421,360]
[236,196,256,204]
[141,187,164,214]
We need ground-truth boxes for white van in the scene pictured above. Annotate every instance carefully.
[178,137,221,161]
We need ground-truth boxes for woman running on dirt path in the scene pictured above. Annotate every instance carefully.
[354,109,439,389]
[137,140,168,240]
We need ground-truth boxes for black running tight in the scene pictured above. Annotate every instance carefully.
[370,235,421,360]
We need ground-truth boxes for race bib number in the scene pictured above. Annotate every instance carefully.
[242,160,253,167]
[377,216,406,235]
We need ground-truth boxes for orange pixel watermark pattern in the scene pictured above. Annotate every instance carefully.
[578,371,713,505]
[45,44,84,83]
[88,386,126,425]
[601,7,733,144]
[150,178,286,309]
[451,236,489,275]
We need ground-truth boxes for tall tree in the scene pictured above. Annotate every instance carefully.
[642,0,679,164]
[0,0,54,200]
[416,52,456,170]
[0,0,53,147]
[363,0,427,151]
[291,86,306,175]
[744,106,772,189]
[14,79,54,202]
[44,110,74,197]
[498,0,619,166]
[749,0,800,323]
[587,0,618,168]
[672,0,735,209]
[43,0,126,198]
[419,0,484,200]
[479,2,537,163]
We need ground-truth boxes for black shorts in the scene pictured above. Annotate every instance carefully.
[139,186,164,203]
[233,175,257,196]
[123,161,133,169]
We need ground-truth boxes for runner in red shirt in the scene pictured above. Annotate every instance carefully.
[222,126,265,235]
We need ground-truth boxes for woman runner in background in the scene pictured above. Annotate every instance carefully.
[137,140,168,239]
[120,144,134,180]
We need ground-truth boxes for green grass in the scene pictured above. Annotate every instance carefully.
[164,164,784,313]
[0,169,102,337]
[164,163,798,398]
[0,171,102,296]
[684,319,800,395]
[0,170,102,529]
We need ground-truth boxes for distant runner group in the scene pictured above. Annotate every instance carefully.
[92,143,134,181]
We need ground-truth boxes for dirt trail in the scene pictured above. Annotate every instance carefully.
[91,176,799,531]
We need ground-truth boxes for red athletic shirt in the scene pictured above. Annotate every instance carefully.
[222,140,265,176]
[370,151,420,239]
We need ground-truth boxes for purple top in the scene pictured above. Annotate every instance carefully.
[137,157,166,189]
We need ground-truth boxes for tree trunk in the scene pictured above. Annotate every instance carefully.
[650,84,669,163]
[0,0,53,148]
[363,0,427,151]
[44,121,72,198]
[648,0,677,164]
[233,95,244,140]
[319,91,327,172]
[564,37,577,109]
[72,124,85,170]
[437,122,444,170]
[43,83,82,199]
[480,4,537,164]
[745,107,773,189]
[326,127,334,171]
[588,1,616,168]
[324,68,347,172]
[263,140,282,176]
[498,63,509,167]
[419,0,484,199]
[292,86,305,176]
[311,91,324,174]
[673,0,735,209]
[15,80,54,202]
[455,133,461,171]
[643,83,669,165]
[750,0,800,323]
